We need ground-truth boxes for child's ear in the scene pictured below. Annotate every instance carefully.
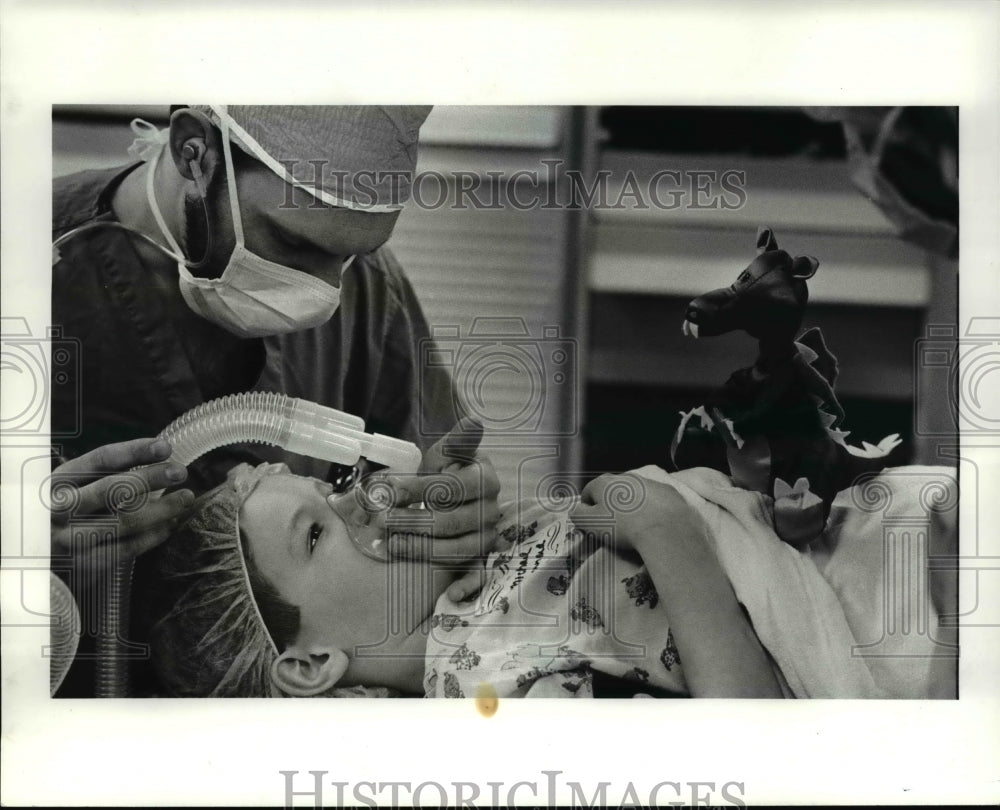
[791,255,819,279]
[270,645,349,697]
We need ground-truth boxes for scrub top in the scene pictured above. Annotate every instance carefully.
[51,163,458,490]
[51,163,459,696]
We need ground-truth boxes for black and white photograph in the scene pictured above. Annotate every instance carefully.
[2,3,998,807]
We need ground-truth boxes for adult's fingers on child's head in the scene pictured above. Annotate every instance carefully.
[387,530,432,561]
[430,461,500,505]
[134,458,188,492]
[358,471,415,510]
[116,522,177,559]
[449,454,501,500]
[378,457,499,513]
[56,438,172,482]
[73,522,175,576]
[72,461,188,517]
[379,470,458,511]
[115,489,195,538]
[388,499,500,540]
[388,528,491,564]
[65,527,162,580]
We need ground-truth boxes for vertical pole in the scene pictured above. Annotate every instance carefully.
[561,107,601,476]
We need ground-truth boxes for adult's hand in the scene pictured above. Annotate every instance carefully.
[50,438,194,581]
[339,418,501,601]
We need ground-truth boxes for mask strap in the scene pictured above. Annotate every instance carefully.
[217,105,246,247]
[231,468,282,657]
[145,146,188,262]
[235,515,281,658]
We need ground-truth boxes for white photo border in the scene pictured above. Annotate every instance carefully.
[2,1,998,806]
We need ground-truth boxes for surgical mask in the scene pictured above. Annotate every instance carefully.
[145,111,350,338]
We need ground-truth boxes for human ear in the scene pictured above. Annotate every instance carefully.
[167,108,224,193]
[269,645,349,697]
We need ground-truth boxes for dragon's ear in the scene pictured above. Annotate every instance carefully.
[756,227,778,253]
[791,255,819,279]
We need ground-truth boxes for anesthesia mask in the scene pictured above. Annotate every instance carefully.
[159,391,422,560]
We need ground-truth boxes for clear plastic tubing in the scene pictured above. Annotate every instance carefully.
[95,392,422,697]
[159,391,423,471]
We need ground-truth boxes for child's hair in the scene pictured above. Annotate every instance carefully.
[146,471,288,697]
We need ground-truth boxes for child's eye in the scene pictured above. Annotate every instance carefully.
[308,523,322,554]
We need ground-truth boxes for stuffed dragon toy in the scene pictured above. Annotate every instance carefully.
[671,227,902,548]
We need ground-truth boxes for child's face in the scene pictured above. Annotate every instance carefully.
[239,473,447,655]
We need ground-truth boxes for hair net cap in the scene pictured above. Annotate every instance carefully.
[148,468,278,697]
[191,105,432,213]
[147,462,401,698]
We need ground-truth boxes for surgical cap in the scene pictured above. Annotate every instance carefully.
[147,462,398,698]
[191,104,433,212]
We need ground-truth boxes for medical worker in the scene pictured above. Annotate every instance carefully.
[51,105,499,694]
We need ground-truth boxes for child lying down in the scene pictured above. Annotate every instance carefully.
[146,461,956,699]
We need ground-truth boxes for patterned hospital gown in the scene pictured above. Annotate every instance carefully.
[424,499,688,698]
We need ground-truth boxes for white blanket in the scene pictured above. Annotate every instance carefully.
[635,466,882,698]
[427,465,957,699]
[637,465,957,698]
[806,465,958,699]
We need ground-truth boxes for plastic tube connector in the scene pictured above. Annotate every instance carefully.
[283,399,365,467]
[156,392,423,473]
[286,400,423,473]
